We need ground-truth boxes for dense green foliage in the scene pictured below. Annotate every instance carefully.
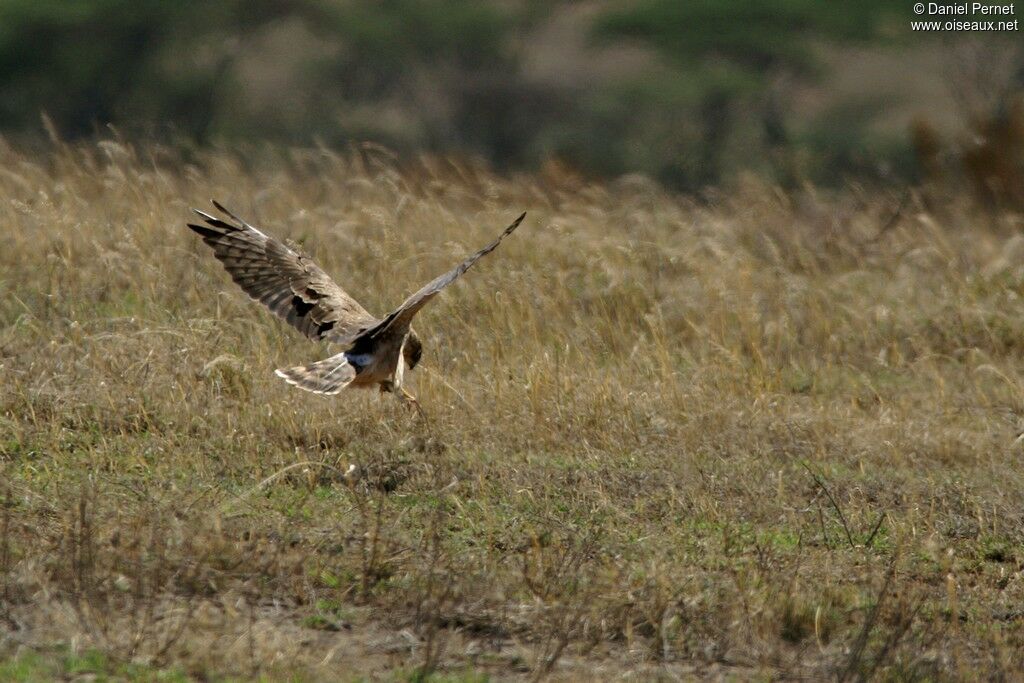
[597,0,899,69]
[0,0,521,143]
[593,0,904,185]
[0,0,1014,188]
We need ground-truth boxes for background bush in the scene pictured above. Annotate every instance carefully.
[1,0,1020,192]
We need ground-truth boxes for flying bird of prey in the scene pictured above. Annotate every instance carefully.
[187,201,526,413]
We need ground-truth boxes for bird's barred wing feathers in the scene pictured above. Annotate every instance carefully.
[187,201,379,344]
[360,212,526,342]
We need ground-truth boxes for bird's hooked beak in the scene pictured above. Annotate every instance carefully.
[404,330,423,370]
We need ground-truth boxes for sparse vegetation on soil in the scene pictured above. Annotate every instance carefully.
[2,139,1024,680]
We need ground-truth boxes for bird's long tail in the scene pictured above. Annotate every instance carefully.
[275,352,356,395]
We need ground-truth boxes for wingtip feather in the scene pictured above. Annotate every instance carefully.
[186,222,220,238]
[507,212,526,234]
[211,199,244,225]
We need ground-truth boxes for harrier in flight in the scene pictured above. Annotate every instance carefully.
[187,202,526,413]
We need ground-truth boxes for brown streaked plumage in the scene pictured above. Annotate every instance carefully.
[187,201,525,413]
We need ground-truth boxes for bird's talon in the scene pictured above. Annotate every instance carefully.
[400,388,426,419]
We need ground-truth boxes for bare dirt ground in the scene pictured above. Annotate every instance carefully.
[2,140,1024,680]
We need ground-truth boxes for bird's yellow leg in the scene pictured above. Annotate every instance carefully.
[398,387,425,418]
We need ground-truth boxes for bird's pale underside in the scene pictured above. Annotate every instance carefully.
[187,201,526,413]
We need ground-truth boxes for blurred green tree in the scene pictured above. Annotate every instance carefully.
[592,0,902,187]
[0,0,952,190]
[0,0,522,145]
[0,0,227,138]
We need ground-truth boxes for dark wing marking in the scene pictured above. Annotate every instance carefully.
[359,212,526,342]
[187,201,379,344]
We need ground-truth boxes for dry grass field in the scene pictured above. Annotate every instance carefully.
[2,139,1024,681]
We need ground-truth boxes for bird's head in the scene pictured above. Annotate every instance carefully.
[404,329,423,370]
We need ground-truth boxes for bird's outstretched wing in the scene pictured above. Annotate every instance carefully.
[358,212,526,343]
[187,201,379,344]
